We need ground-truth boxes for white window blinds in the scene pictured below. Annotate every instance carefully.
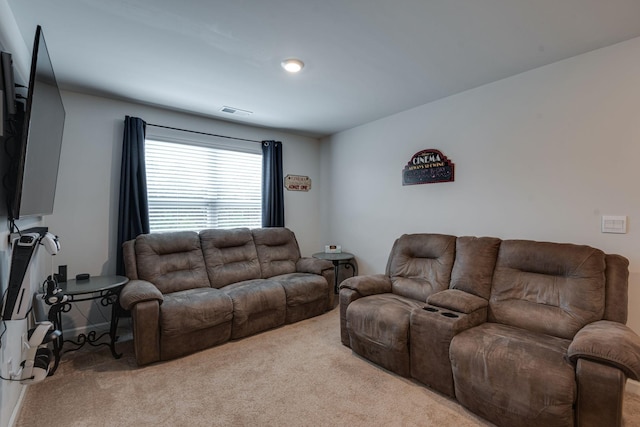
[145,138,262,233]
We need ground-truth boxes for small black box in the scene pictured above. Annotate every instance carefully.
[56,265,67,283]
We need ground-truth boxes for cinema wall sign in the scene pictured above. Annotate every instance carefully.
[402,149,455,185]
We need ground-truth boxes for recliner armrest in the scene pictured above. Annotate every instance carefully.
[120,279,164,310]
[339,274,391,296]
[427,289,488,314]
[568,320,640,381]
[296,257,333,275]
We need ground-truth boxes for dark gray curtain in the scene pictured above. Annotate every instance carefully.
[261,140,284,227]
[116,116,150,275]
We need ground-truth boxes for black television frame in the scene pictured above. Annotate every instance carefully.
[8,25,65,221]
[1,51,18,140]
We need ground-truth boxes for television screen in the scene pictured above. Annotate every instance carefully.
[10,25,65,220]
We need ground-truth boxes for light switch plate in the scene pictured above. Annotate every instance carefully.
[602,215,627,234]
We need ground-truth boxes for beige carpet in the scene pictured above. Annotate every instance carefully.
[15,307,640,427]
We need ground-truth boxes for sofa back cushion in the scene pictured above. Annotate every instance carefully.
[134,231,209,294]
[449,236,501,299]
[490,240,606,339]
[252,228,301,278]
[200,228,262,288]
[386,233,456,301]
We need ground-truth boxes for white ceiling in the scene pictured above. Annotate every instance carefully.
[7,0,640,138]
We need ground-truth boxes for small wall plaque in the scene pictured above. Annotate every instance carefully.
[402,149,455,185]
[284,174,311,191]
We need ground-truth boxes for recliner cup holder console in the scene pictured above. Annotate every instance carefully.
[422,306,460,318]
[441,312,459,318]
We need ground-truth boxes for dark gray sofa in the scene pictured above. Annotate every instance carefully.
[120,227,334,365]
[340,233,640,427]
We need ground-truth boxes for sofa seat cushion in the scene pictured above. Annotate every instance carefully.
[160,288,233,337]
[272,272,329,323]
[450,322,576,427]
[346,293,423,377]
[222,279,286,339]
[271,273,327,305]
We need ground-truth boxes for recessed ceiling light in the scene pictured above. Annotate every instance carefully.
[281,58,304,73]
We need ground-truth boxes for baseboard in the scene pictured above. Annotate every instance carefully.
[5,323,114,426]
[627,379,640,396]
[7,384,28,427]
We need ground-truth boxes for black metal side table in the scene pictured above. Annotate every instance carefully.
[312,252,357,293]
[46,275,128,374]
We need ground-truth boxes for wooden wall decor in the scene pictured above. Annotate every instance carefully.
[402,149,454,185]
[284,174,311,191]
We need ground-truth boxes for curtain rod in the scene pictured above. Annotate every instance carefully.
[146,123,263,144]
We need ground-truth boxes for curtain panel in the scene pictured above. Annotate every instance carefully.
[261,140,284,227]
[116,116,150,275]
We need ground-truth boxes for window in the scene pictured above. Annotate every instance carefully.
[145,137,262,233]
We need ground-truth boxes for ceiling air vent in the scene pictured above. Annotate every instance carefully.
[220,106,253,117]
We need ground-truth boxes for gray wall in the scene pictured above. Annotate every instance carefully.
[320,36,640,336]
[40,90,324,337]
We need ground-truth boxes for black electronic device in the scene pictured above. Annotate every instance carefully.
[0,227,60,320]
[17,322,60,384]
[1,232,40,320]
[1,51,17,116]
[56,264,67,283]
[76,273,90,281]
[1,51,17,140]
[5,25,65,220]
[43,275,67,305]
[0,53,4,137]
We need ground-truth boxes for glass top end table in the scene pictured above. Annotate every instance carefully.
[312,252,357,293]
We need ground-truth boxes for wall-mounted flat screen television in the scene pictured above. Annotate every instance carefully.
[7,25,65,220]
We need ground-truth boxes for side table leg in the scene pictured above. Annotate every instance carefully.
[333,261,340,294]
[345,261,358,278]
[108,293,123,359]
[47,303,65,375]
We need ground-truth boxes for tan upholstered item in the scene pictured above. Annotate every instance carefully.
[339,233,636,427]
[121,227,334,365]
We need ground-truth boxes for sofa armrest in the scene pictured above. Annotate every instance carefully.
[120,279,164,311]
[427,289,488,314]
[339,274,391,297]
[568,320,640,381]
[296,257,333,275]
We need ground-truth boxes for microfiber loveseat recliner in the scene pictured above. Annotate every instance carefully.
[340,233,640,427]
[119,227,334,366]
